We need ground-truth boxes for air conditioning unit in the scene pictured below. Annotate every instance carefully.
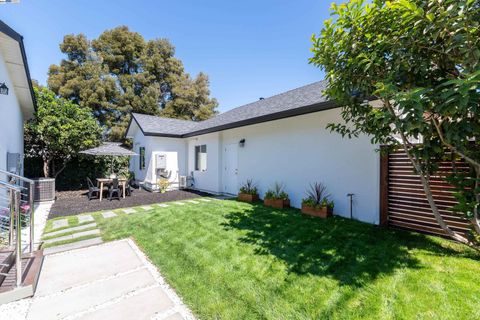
[179,176,187,189]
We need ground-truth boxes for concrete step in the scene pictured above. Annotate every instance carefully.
[43,238,103,255]
[43,223,97,238]
[43,229,101,245]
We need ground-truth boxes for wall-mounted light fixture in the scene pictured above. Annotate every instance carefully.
[0,83,8,95]
[239,139,245,148]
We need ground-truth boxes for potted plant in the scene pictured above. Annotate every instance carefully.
[301,182,334,218]
[264,182,290,209]
[238,179,259,203]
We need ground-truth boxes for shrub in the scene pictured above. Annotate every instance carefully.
[239,179,258,195]
[158,178,170,193]
[302,182,334,208]
[264,182,289,200]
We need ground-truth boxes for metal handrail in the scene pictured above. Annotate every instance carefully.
[0,180,23,191]
[0,169,34,184]
[0,183,22,287]
[0,171,36,254]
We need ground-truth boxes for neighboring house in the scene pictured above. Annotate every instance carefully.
[0,20,36,175]
[126,81,380,224]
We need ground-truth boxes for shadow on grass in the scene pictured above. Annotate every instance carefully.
[223,203,479,287]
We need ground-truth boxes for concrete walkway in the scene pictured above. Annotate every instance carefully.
[2,240,195,320]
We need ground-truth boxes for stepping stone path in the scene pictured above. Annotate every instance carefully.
[102,211,117,219]
[141,206,154,211]
[43,229,101,244]
[52,219,68,229]
[122,208,136,214]
[44,223,97,238]
[78,215,94,224]
[174,202,185,205]
[199,198,211,202]
[157,204,169,208]
[187,200,199,204]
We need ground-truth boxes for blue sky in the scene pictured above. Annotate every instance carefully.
[1,0,332,112]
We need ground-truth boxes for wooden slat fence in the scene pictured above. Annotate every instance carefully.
[380,148,471,236]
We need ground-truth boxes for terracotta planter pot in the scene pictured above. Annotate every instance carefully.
[238,193,259,203]
[264,198,290,209]
[301,204,333,218]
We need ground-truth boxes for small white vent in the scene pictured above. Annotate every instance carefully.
[179,176,187,189]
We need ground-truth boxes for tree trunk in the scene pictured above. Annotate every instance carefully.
[384,100,471,244]
[42,158,51,178]
[399,134,470,244]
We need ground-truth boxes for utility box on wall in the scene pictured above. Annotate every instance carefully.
[7,152,21,175]
[156,153,167,170]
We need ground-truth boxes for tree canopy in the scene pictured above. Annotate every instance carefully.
[48,26,218,140]
[25,87,102,178]
[310,0,480,244]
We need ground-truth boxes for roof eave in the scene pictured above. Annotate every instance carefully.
[0,20,37,113]
[182,100,339,138]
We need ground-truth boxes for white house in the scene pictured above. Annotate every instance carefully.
[126,81,380,224]
[0,20,36,175]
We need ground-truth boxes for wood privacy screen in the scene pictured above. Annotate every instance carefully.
[380,147,471,236]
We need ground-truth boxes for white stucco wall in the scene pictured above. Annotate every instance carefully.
[130,108,380,224]
[129,122,187,189]
[217,108,380,224]
[187,132,222,193]
[0,50,24,173]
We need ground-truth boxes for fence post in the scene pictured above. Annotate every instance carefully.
[15,189,22,287]
[29,181,34,253]
[9,189,15,245]
[379,146,389,226]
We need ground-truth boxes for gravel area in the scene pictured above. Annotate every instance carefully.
[49,188,212,218]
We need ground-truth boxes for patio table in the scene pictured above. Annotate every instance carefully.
[96,178,127,201]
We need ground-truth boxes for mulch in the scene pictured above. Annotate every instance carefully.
[48,188,212,218]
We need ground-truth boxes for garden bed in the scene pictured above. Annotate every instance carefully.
[48,188,211,218]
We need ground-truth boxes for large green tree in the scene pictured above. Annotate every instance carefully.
[25,87,102,178]
[310,0,480,244]
[48,26,218,140]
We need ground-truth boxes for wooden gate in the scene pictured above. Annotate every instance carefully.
[380,148,470,236]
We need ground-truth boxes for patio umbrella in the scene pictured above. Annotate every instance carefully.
[80,142,137,175]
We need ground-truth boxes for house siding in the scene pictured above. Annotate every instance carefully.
[129,121,187,189]
[218,108,380,224]
[129,108,380,225]
[0,49,24,173]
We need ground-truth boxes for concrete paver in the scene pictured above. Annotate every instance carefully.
[102,211,117,219]
[27,240,193,320]
[43,237,103,255]
[141,206,154,211]
[52,219,68,229]
[42,229,100,244]
[157,204,170,208]
[76,287,174,320]
[43,223,97,238]
[36,241,144,296]
[122,208,136,214]
[27,269,157,320]
[78,215,94,223]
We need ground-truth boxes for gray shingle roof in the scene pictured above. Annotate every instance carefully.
[130,80,333,138]
[131,113,199,136]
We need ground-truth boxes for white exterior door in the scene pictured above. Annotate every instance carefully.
[223,143,238,194]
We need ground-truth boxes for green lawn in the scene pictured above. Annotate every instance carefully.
[54,199,480,319]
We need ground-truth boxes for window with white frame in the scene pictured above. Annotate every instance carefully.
[195,145,207,171]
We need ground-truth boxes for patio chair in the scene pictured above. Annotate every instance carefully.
[87,177,100,200]
[109,178,121,201]
[125,179,133,196]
